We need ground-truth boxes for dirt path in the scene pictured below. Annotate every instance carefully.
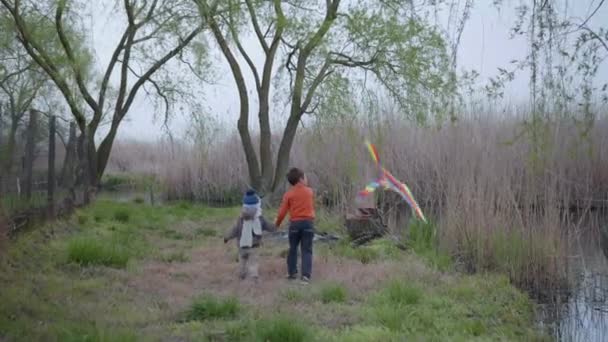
[129,239,404,311]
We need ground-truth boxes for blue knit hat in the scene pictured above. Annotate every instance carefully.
[243,189,259,205]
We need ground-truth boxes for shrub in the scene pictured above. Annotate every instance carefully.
[67,237,129,268]
[133,196,145,204]
[77,214,88,225]
[113,209,130,223]
[186,295,240,321]
[254,317,312,342]
[101,174,133,191]
[319,283,348,303]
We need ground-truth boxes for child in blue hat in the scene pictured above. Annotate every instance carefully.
[224,189,274,280]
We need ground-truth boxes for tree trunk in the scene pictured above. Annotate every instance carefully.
[24,109,37,200]
[270,48,310,191]
[76,129,95,205]
[47,115,55,217]
[272,115,301,191]
[201,4,262,191]
[96,124,118,183]
[258,91,273,193]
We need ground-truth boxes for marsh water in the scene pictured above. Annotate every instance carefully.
[101,190,608,341]
[537,228,608,342]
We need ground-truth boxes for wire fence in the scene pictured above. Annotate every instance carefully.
[1,110,79,235]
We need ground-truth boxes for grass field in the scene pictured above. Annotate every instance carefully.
[0,200,548,341]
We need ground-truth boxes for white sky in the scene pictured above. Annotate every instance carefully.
[84,1,608,141]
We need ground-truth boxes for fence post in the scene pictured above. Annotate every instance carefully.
[24,109,37,200]
[48,115,56,217]
[0,101,4,193]
[0,101,4,150]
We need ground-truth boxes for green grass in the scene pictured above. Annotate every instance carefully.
[282,289,301,302]
[407,219,452,270]
[319,283,348,303]
[379,281,423,306]
[327,238,400,264]
[329,326,401,342]
[55,324,138,342]
[254,317,313,342]
[67,237,130,268]
[113,209,130,223]
[0,199,548,341]
[356,274,542,340]
[186,295,240,321]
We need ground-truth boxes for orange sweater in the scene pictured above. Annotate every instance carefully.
[275,183,315,227]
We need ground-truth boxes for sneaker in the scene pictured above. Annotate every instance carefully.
[300,276,310,285]
[286,274,297,280]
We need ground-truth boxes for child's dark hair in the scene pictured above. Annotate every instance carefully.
[286,168,304,186]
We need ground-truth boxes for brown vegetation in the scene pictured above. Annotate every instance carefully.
[108,111,608,297]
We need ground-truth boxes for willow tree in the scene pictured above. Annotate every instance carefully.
[0,12,63,184]
[0,0,205,197]
[194,0,454,195]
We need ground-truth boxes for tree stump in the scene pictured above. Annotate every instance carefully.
[344,208,388,246]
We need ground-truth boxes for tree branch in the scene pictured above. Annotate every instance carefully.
[1,0,86,128]
[120,24,205,119]
[300,59,332,115]
[222,6,261,91]
[245,0,269,53]
[55,1,99,113]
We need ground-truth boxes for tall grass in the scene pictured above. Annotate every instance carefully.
[107,111,608,298]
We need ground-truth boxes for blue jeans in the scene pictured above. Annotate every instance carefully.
[287,220,314,279]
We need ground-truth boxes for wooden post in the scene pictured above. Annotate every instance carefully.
[60,121,76,187]
[0,101,4,193]
[47,115,56,217]
[0,101,4,150]
[24,109,37,200]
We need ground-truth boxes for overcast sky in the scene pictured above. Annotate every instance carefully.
[86,1,608,142]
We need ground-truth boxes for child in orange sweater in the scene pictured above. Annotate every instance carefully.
[275,168,315,284]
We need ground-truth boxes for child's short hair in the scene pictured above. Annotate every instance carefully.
[286,168,304,186]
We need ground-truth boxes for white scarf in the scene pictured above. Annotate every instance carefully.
[240,203,262,248]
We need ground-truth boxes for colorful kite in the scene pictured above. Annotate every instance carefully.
[358,141,427,223]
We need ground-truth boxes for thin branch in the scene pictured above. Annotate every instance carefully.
[245,0,269,53]
[582,26,608,52]
[221,8,261,90]
[120,24,205,119]
[55,1,99,112]
[300,59,332,115]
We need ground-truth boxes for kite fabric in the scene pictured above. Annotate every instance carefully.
[358,141,427,223]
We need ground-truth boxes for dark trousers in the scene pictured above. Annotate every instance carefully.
[287,220,314,278]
